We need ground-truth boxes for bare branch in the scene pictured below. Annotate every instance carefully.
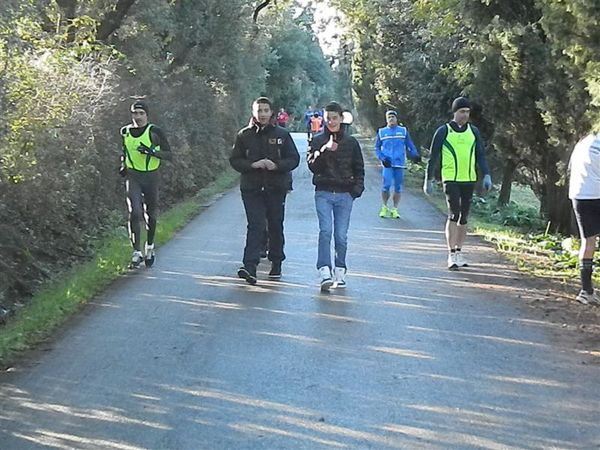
[97,0,137,42]
[55,0,77,42]
[253,0,277,23]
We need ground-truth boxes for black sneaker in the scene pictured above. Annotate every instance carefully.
[268,261,282,280]
[144,243,155,268]
[237,266,257,285]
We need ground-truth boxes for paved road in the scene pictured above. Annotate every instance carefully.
[1,133,599,449]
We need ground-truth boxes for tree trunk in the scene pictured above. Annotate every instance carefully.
[96,0,136,42]
[56,0,77,43]
[539,176,572,234]
[497,159,517,206]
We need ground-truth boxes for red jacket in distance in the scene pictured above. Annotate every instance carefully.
[277,111,289,126]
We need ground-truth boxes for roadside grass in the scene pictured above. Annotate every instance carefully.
[405,163,587,285]
[362,137,588,290]
[0,169,239,367]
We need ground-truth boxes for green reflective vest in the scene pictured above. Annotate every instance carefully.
[441,123,476,182]
[122,124,161,172]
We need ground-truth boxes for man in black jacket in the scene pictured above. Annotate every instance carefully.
[307,101,365,292]
[229,97,300,284]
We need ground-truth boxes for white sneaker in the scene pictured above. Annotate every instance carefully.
[575,290,600,305]
[319,266,333,292]
[447,253,458,270]
[333,267,346,288]
[131,250,144,268]
[144,243,155,267]
[455,252,468,267]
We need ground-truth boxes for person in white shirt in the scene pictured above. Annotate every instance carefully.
[569,131,600,305]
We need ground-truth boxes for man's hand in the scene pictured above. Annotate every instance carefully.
[251,159,266,169]
[382,158,392,168]
[411,154,422,164]
[138,143,156,156]
[307,150,321,164]
[320,135,338,152]
[350,184,364,199]
[263,159,277,171]
[483,174,492,191]
[423,179,433,196]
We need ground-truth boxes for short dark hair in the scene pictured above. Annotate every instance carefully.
[253,96,273,110]
[324,101,343,115]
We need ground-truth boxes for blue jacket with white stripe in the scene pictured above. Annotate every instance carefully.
[375,125,419,167]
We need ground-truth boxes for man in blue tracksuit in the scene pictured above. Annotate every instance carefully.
[374,110,420,218]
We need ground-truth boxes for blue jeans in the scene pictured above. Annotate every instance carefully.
[315,191,354,269]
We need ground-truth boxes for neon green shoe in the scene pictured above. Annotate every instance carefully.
[390,208,400,219]
[379,204,389,218]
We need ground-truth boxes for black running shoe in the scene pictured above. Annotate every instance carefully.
[144,243,155,268]
[268,261,282,280]
[237,266,257,285]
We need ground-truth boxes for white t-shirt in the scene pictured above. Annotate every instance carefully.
[569,132,600,200]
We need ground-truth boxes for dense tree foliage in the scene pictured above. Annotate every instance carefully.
[0,0,342,310]
[332,0,600,233]
[264,9,328,125]
[6,0,597,313]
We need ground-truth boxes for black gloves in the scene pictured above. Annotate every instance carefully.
[382,158,392,168]
[412,155,422,164]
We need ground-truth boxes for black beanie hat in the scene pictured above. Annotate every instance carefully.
[130,100,149,114]
[451,96,471,113]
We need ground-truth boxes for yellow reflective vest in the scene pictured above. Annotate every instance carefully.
[441,123,477,182]
[122,124,161,172]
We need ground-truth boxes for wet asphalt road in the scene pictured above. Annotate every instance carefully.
[1,133,599,449]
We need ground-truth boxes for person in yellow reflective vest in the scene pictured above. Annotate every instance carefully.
[423,97,491,270]
[119,100,172,268]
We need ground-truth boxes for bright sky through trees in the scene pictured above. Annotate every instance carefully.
[296,0,344,56]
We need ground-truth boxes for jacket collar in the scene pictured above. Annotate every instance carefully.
[323,125,345,140]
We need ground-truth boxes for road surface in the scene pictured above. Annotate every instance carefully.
[1,133,599,449]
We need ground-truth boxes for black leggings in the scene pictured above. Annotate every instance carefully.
[444,182,475,225]
[126,170,160,251]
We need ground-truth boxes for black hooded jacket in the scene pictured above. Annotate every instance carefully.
[307,126,365,198]
[229,119,300,192]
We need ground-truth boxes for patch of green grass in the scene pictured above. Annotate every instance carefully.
[0,169,239,367]
[362,136,587,289]
[510,184,540,211]
[400,161,591,287]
